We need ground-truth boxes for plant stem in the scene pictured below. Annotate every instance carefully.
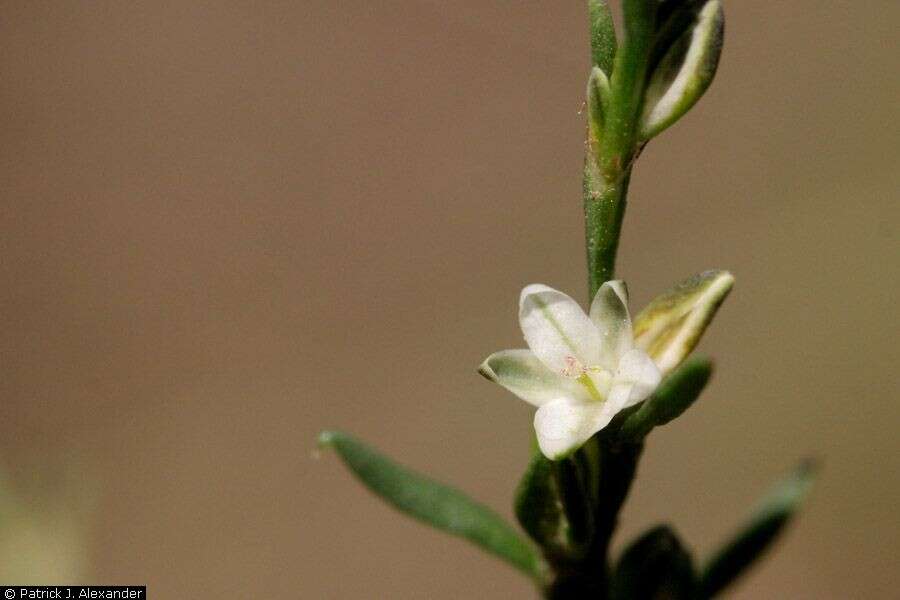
[572,2,659,596]
[545,441,642,599]
[586,442,643,573]
[584,163,632,299]
[584,0,654,298]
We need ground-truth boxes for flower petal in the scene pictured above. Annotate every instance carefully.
[589,280,633,368]
[534,397,616,460]
[608,348,662,409]
[519,284,602,374]
[478,350,590,407]
[633,270,734,375]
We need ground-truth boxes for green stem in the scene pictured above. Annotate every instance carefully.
[545,441,642,600]
[584,0,654,298]
[586,442,643,573]
[584,164,632,299]
[570,2,660,597]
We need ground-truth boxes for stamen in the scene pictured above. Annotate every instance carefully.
[561,355,585,378]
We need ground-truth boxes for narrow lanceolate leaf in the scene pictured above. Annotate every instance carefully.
[587,66,610,147]
[612,525,696,600]
[619,355,713,440]
[640,0,725,140]
[698,461,818,598]
[514,453,571,559]
[633,270,734,375]
[318,431,544,580]
[588,0,617,76]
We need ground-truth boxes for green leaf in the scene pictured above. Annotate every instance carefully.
[514,450,597,561]
[587,66,611,147]
[633,270,734,375]
[588,0,617,76]
[318,431,545,580]
[640,0,725,140]
[698,461,818,598]
[619,356,713,440]
[553,456,595,554]
[612,525,696,600]
[514,453,569,557]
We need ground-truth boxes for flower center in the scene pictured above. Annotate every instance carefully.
[563,356,611,403]
[561,356,586,377]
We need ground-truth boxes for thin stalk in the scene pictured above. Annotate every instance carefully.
[572,2,660,597]
[584,0,654,298]
[584,164,632,299]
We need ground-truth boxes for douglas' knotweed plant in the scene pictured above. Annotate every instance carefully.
[320,2,815,598]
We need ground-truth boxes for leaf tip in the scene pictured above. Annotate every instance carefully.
[779,457,820,506]
[713,269,735,292]
[686,353,715,373]
[317,430,341,449]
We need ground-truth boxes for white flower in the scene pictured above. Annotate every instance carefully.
[479,281,661,460]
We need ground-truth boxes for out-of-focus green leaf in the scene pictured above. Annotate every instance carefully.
[318,430,544,579]
[619,356,713,440]
[588,0,617,76]
[0,462,95,583]
[633,270,734,375]
[611,525,696,600]
[640,0,724,140]
[698,461,818,598]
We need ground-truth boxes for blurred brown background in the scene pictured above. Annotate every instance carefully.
[0,1,897,598]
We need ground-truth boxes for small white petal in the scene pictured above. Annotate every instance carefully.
[589,280,633,368]
[519,284,602,374]
[478,350,591,407]
[534,397,617,460]
[608,348,662,409]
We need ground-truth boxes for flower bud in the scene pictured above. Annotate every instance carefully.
[640,0,724,140]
